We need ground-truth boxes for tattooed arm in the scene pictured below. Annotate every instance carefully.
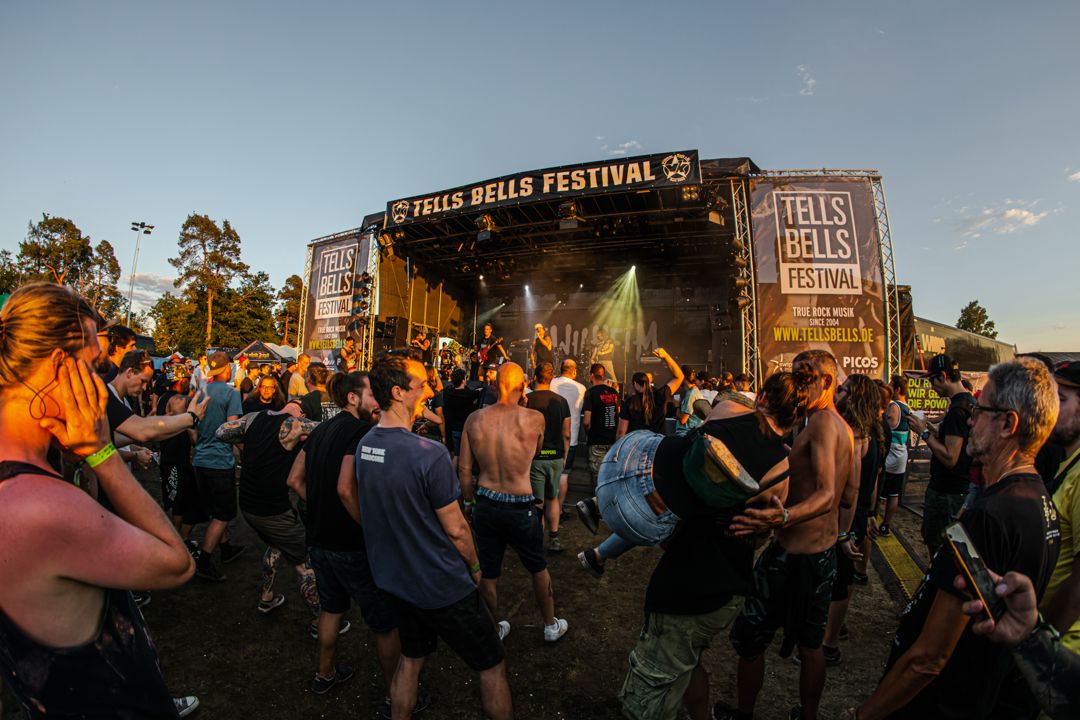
[279,417,320,451]
[215,413,258,444]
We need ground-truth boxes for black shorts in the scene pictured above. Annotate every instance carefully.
[882,471,905,498]
[832,545,854,602]
[730,542,837,658]
[308,546,398,634]
[193,466,237,521]
[563,445,577,471]
[395,589,504,672]
[473,496,547,579]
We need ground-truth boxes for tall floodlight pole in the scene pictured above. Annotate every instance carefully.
[127,221,154,326]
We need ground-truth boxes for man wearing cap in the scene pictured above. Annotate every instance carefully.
[907,354,977,557]
[479,362,500,409]
[530,323,555,374]
[192,351,246,581]
[1041,361,1080,654]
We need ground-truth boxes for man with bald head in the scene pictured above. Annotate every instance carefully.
[459,363,570,643]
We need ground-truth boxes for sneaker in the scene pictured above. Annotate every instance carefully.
[543,618,568,642]
[310,665,354,694]
[547,536,564,552]
[219,543,247,564]
[382,690,432,718]
[173,696,199,717]
[878,524,891,537]
[711,700,751,720]
[578,549,604,578]
[576,498,601,535]
[258,594,285,614]
[823,645,842,665]
[496,620,511,642]
[185,539,199,556]
[852,571,869,585]
[133,591,151,609]
[195,558,226,582]
[309,618,352,640]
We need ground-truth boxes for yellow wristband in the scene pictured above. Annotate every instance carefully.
[85,443,117,469]
[469,562,481,574]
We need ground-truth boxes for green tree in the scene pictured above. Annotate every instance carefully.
[0,250,21,292]
[214,271,278,348]
[149,292,203,355]
[275,274,304,346]
[18,214,93,286]
[85,240,126,318]
[169,214,249,348]
[956,300,998,339]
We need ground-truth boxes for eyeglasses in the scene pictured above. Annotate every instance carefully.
[971,403,1013,420]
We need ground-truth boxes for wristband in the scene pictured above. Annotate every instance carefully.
[85,443,117,469]
[469,562,481,574]
[780,506,789,527]
[188,411,201,429]
[838,531,850,542]
[465,499,476,507]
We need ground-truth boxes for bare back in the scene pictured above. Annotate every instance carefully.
[463,403,544,497]
[779,406,854,554]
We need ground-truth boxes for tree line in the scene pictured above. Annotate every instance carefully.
[2,213,305,356]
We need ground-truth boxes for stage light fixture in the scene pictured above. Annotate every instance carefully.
[476,214,496,242]
[681,186,701,202]
[733,256,749,269]
[732,238,746,253]
[631,265,636,272]
[733,277,750,289]
[579,283,584,289]
[736,293,752,310]
[524,285,530,293]
[479,274,484,280]
[558,201,581,230]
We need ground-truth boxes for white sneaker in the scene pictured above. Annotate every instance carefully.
[173,696,199,717]
[544,618,568,642]
[497,620,511,641]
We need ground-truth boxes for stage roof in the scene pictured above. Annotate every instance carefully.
[375,153,759,294]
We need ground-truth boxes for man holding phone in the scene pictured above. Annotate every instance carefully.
[853,358,1061,719]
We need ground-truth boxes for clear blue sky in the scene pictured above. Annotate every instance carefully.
[3,1,1078,351]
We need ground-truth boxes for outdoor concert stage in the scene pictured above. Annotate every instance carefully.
[300,151,901,386]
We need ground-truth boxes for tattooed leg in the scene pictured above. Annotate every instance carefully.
[261,547,282,602]
[296,562,321,616]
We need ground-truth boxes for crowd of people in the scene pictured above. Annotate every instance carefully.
[1,280,1078,719]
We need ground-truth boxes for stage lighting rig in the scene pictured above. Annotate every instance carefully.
[735,292,752,310]
[476,214,496,242]
[558,201,582,230]
[352,271,373,315]
[681,185,701,203]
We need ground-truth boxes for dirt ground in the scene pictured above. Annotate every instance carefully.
[3,462,917,720]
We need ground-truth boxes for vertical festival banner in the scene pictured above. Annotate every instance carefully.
[750,176,886,378]
[301,232,370,368]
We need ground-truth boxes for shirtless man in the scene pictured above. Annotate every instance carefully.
[716,349,855,720]
[458,362,570,643]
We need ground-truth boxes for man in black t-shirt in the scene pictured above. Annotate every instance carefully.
[909,354,977,556]
[582,363,620,486]
[215,403,321,627]
[442,369,480,458]
[526,363,571,551]
[855,357,1061,719]
[285,373,416,707]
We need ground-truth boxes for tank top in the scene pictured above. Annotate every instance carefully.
[0,462,178,719]
[885,400,911,474]
[239,412,300,517]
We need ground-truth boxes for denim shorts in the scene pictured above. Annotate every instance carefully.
[595,430,678,547]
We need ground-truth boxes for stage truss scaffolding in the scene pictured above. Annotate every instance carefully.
[357,222,381,369]
[296,243,314,355]
[728,178,759,388]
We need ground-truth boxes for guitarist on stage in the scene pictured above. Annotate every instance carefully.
[477,323,508,366]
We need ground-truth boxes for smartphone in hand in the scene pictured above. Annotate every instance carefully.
[945,521,1004,621]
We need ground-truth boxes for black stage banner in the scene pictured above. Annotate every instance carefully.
[750,176,886,379]
[301,232,372,368]
[384,150,701,228]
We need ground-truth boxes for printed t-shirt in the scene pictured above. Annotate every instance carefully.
[526,389,570,459]
[550,376,586,445]
[192,381,243,470]
[884,473,1060,718]
[354,426,475,609]
[928,392,975,495]
[583,383,620,446]
[305,413,371,552]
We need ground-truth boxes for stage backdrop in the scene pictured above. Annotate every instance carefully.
[301,231,372,369]
[750,176,886,379]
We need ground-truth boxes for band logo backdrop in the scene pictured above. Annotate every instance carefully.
[384,150,701,228]
[750,176,886,378]
[301,232,372,368]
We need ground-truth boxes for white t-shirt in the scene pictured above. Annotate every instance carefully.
[550,375,586,446]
